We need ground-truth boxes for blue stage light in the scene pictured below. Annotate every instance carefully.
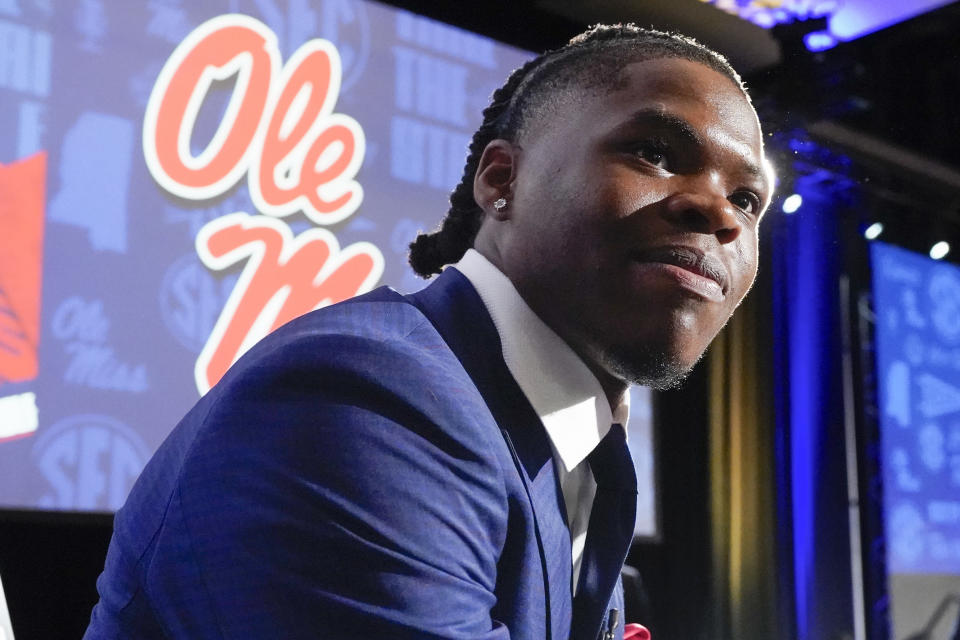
[804,31,837,52]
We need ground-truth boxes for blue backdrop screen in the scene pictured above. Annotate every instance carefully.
[872,242,960,575]
[872,241,960,637]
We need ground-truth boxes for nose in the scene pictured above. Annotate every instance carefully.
[663,184,743,244]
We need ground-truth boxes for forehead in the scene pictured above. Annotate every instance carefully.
[526,57,764,163]
[614,58,758,133]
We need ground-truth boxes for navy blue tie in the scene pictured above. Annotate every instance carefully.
[571,424,638,640]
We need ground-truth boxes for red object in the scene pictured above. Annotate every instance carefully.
[0,152,46,385]
[624,623,651,640]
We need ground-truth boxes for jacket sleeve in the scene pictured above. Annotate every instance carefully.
[146,328,513,639]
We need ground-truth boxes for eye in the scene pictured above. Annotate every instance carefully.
[630,138,670,170]
[728,190,762,215]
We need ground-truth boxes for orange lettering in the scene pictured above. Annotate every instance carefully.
[144,14,364,222]
[144,15,278,200]
[194,213,384,393]
[251,41,364,225]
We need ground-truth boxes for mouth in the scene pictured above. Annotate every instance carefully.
[630,245,730,298]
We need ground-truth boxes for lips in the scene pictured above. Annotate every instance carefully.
[630,245,729,295]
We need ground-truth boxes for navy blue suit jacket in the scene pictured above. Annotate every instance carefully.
[85,269,625,639]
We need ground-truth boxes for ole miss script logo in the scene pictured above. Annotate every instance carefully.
[143,14,384,394]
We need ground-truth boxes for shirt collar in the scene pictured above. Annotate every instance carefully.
[452,249,630,473]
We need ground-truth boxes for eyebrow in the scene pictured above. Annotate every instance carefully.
[624,108,768,187]
[626,108,703,147]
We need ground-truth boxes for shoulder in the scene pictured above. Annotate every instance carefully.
[99,284,518,636]
[210,285,486,428]
[103,297,515,639]
[178,284,510,502]
[119,283,508,543]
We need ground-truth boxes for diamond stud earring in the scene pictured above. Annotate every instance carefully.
[493,197,508,211]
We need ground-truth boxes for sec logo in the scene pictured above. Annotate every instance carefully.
[32,414,149,511]
[318,0,370,93]
[159,253,236,353]
[929,267,960,344]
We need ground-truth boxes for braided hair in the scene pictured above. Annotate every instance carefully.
[407,24,747,277]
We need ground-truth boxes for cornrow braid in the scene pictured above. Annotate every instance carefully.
[408,24,745,278]
[406,55,549,277]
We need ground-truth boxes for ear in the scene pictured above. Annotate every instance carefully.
[473,139,518,221]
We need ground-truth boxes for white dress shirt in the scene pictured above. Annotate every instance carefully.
[453,249,630,594]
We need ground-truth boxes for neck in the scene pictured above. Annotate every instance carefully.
[588,362,630,413]
[472,234,503,272]
[472,239,631,413]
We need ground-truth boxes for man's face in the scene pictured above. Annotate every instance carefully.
[482,58,772,390]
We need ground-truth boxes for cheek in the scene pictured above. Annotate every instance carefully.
[730,240,760,301]
[604,168,670,216]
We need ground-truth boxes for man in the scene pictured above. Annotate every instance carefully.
[85,24,771,640]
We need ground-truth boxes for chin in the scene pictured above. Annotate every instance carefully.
[599,341,704,391]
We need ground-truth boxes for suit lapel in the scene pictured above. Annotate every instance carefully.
[408,269,573,639]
